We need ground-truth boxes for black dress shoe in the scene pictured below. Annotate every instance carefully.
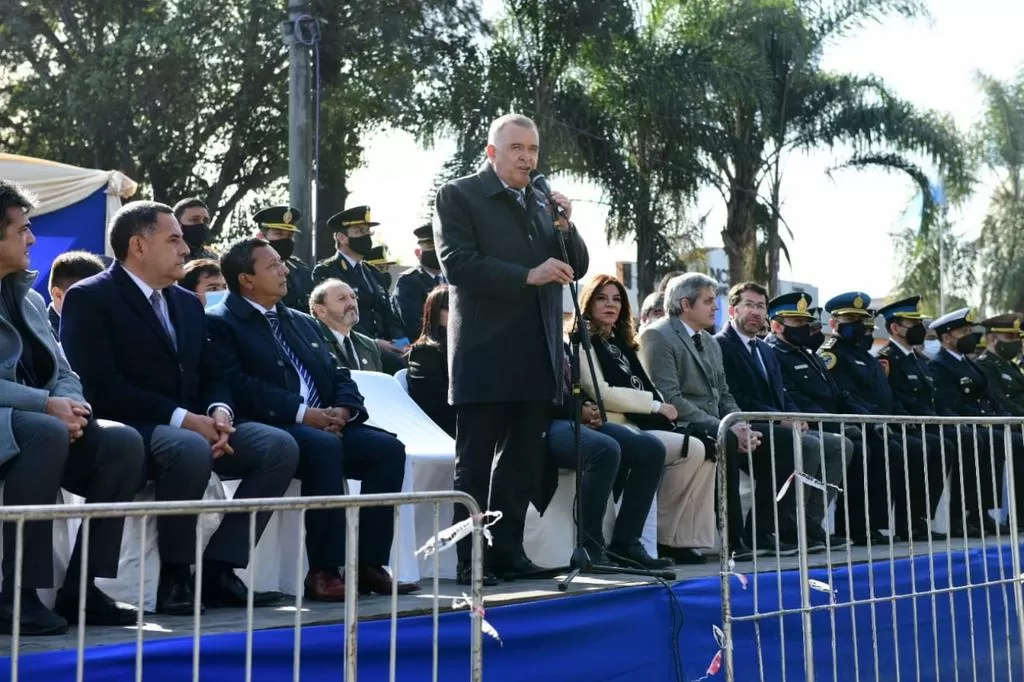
[850,529,888,546]
[0,590,69,636]
[489,551,548,579]
[157,568,203,616]
[55,583,137,626]
[608,541,674,569]
[753,533,798,557]
[203,566,284,608]
[657,544,706,565]
[456,561,498,587]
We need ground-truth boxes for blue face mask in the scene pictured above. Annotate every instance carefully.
[204,290,228,309]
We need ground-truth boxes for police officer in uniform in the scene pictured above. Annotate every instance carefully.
[392,223,446,340]
[928,308,1017,535]
[875,296,954,538]
[253,205,314,313]
[818,292,914,543]
[976,313,1024,416]
[312,206,408,374]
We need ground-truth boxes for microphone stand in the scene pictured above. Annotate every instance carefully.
[541,194,676,592]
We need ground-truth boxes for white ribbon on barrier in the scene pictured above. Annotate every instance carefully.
[452,593,503,646]
[776,470,843,502]
[693,624,726,681]
[414,510,503,559]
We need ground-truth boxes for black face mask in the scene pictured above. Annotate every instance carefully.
[955,333,979,355]
[806,332,825,352]
[995,339,1022,361]
[904,323,927,347]
[346,235,374,257]
[268,237,294,262]
[182,224,210,254]
[420,250,440,271]
[838,321,868,343]
[781,324,811,347]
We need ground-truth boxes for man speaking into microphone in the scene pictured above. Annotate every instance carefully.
[435,113,589,584]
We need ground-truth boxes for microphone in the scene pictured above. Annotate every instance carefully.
[529,170,570,223]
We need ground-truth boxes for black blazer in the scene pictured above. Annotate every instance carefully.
[311,253,404,341]
[715,323,797,413]
[60,262,231,440]
[204,292,367,426]
[393,266,442,340]
[928,349,1006,417]
[434,163,589,405]
[407,341,456,437]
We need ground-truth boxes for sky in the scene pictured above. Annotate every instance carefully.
[343,0,1024,305]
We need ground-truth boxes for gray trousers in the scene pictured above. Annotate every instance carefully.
[147,422,298,567]
[2,412,145,590]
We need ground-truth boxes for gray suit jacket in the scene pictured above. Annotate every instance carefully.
[637,315,740,430]
[0,271,86,464]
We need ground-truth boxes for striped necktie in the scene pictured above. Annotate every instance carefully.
[507,187,526,209]
[265,310,322,408]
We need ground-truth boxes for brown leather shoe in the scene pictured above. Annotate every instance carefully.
[358,566,421,596]
[304,569,346,602]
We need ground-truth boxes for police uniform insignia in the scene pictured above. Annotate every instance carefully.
[879,358,890,377]
[797,296,808,313]
[282,210,293,225]
[853,295,864,309]
[818,351,837,370]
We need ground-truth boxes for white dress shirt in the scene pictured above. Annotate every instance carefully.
[122,267,230,427]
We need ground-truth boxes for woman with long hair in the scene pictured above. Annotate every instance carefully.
[575,274,717,563]
[407,285,455,437]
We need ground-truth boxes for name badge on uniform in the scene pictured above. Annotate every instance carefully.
[794,364,809,370]
[311,342,319,349]
[907,374,919,380]
[1003,373,1013,381]
[854,360,866,366]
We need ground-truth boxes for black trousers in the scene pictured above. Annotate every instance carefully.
[2,413,145,591]
[832,428,892,539]
[943,424,1007,527]
[700,423,798,545]
[453,402,548,563]
[288,423,406,569]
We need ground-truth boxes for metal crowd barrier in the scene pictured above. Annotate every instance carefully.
[0,491,485,682]
[716,412,1024,682]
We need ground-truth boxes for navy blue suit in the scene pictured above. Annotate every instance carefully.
[206,292,406,568]
[61,263,298,567]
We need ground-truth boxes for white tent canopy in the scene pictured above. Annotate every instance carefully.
[0,153,137,254]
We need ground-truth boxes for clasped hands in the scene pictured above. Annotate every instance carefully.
[45,397,90,443]
[303,406,351,435]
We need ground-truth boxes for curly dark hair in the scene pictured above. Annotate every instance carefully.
[575,274,639,350]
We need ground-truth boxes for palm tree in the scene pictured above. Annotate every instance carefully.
[707,0,967,292]
[974,70,1024,312]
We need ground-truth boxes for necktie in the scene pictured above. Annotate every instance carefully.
[344,335,359,369]
[150,290,177,350]
[749,339,767,378]
[692,332,704,352]
[266,311,322,408]
[507,187,526,209]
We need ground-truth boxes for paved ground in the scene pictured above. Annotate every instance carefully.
[3,537,994,656]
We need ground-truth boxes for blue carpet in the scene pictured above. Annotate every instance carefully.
[5,544,1022,681]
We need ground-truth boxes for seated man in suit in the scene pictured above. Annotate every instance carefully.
[309,278,384,372]
[392,223,446,341]
[312,206,408,374]
[61,201,299,615]
[46,250,105,339]
[715,285,851,553]
[0,182,145,635]
[207,238,415,599]
[638,273,798,559]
